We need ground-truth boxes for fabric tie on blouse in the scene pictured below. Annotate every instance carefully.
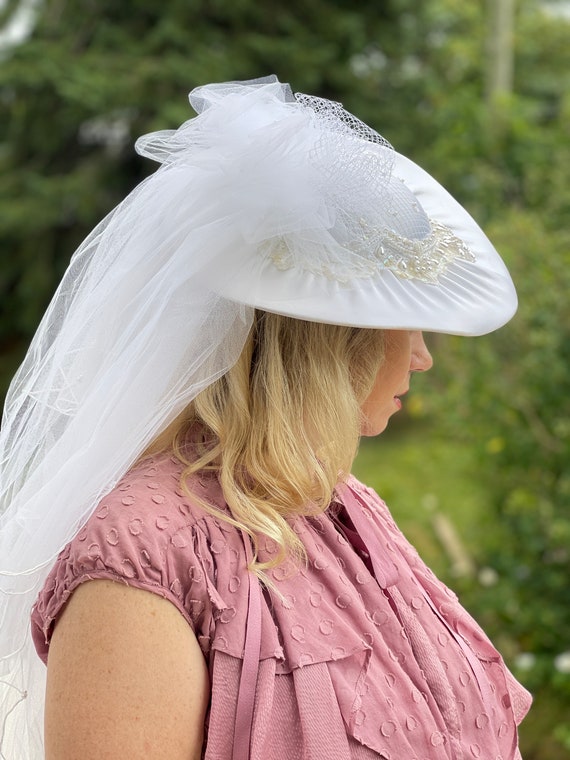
[232,531,262,760]
[334,484,457,755]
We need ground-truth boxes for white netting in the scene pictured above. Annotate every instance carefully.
[294,92,393,149]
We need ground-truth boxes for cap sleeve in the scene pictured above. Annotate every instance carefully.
[31,455,228,664]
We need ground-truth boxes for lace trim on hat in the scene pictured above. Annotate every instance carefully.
[268,218,476,285]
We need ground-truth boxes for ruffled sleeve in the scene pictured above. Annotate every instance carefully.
[31,455,230,663]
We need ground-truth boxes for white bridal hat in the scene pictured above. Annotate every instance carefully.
[137,76,516,335]
[0,76,515,757]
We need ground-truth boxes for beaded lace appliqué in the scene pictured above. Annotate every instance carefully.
[264,92,478,285]
[268,218,476,285]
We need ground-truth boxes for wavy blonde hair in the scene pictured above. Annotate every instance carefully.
[156,311,385,574]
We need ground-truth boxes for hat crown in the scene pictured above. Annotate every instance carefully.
[136,79,474,287]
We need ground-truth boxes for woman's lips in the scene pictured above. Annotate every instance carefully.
[394,389,408,410]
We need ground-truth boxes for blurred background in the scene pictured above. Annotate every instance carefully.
[1,0,569,756]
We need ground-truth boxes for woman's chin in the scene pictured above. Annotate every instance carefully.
[359,417,390,438]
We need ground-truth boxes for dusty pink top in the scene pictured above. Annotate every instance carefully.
[32,453,531,759]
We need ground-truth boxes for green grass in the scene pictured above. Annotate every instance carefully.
[352,423,493,580]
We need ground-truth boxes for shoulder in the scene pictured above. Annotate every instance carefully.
[343,473,392,518]
[32,453,240,662]
[86,451,235,545]
[342,473,424,563]
[73,453,234,577]
[99,451,226,528]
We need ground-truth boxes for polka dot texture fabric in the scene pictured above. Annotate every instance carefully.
[32,455,530,759]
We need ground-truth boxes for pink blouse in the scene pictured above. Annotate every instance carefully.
[32,453,531,759]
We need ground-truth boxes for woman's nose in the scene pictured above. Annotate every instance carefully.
[410,331,433,372]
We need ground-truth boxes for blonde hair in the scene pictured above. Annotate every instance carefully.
[164,311,384,574]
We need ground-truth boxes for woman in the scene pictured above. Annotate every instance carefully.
[0,76,530,759]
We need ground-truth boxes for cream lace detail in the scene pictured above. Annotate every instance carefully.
[268,218,476,284]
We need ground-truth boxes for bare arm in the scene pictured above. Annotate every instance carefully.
[45,580,210,760]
